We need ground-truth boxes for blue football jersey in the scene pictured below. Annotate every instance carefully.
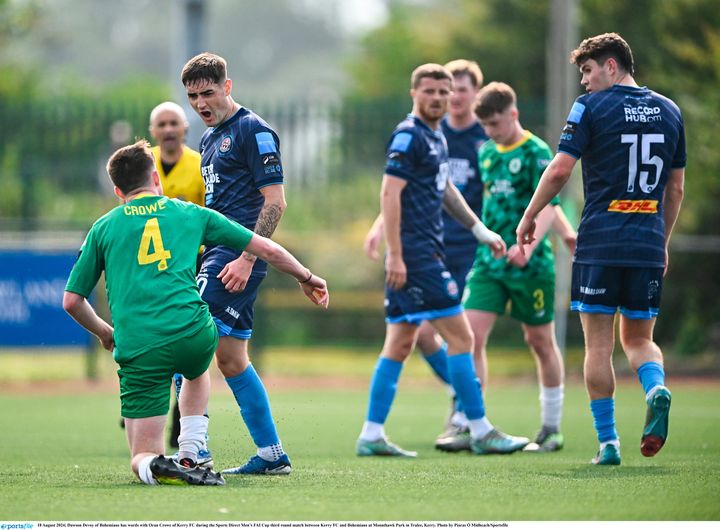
[558,85,686,267]
[384,114,450,266]
[199,107,284,271]
[440,117,488,250]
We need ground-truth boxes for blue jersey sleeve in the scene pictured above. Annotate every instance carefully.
[384,130,418,180]
[245,125,284,189]
[672,119,687,168]
[532,144,560,206]
[558,98,591,159]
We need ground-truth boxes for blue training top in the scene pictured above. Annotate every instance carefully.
[198,107,284,272]
[440,117,488,253]
[384,114,450,268]
[558,85,686,267]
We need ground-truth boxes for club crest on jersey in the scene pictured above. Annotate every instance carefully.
[219,135,232,153]
[508,158,522,174]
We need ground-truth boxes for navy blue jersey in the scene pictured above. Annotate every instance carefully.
[199,107,284,271]
[558,85,686,267]
[440,117,488,249]
[384,114,450,266]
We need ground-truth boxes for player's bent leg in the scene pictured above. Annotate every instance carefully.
[126,416,223,486]
[215,335,251,378]
[580,313,622,463]
[619,316,671,457]
[464,309,495,393]
[216,336,291,474]
[175,371,211,467]
[127,415,166,472]
[416,321,458,436]
[357,322,418,457]
[434,310,494,452]
[522,322,565,452]
[433,313,528,455]
[171,325,218,468]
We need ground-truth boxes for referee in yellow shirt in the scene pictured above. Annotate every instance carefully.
[149,101,207,454]
[149,101,205,206]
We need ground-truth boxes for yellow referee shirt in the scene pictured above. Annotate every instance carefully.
[150,145,205,206]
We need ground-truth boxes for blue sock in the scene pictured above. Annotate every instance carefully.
[447,353,485,420]
[590,398,618,443]
[422,343,451,385]
[637,362,665,395]
[225,364,279,448]
[366,357,403,424]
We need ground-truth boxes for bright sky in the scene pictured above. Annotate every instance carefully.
[296,0,389,35]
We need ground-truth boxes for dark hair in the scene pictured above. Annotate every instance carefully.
[106,139,154,194]
[570,32,634,76]
[444,59,484,88]
[181,52,228,86]
[410,63,453,89]
[474,82,517,120]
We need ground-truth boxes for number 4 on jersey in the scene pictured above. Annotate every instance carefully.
[138,218,172,271]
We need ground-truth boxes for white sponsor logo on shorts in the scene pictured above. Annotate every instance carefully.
[580,286,607,295]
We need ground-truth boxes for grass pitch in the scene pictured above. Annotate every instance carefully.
[1,368,719,521]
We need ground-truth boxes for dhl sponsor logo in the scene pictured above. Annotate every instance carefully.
[607,199,658,213]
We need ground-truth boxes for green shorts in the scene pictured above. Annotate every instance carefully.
[463,272,555,325]
[115,319,218,419]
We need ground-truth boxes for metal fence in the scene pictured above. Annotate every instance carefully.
[0,95,547,229]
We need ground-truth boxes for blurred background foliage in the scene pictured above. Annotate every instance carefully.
[0,0,718,355]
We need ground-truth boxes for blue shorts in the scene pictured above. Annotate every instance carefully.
[570,263,663,319]
[444,245,476,295]
[385,258,464,325]
[197,259,266,339]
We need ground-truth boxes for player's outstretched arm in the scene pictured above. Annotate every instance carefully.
[517,153,576,254]
[243,235,329,308]
[63,292,115,351]
[442,182,506,258]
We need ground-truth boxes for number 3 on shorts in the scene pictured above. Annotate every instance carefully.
[532,288,544,311]
[138,218,172,271]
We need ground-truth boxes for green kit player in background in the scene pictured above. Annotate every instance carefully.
[63,140,329,486]
[439,82,575,453]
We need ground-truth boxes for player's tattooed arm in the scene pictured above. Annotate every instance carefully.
[442,181,478,228]
[255,203,284,238]
[242,184,287,263]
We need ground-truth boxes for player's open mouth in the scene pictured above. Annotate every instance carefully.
[201,111,212,119]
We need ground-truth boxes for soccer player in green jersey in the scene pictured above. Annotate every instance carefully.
[63,140,329,486]
[442,82,575,452]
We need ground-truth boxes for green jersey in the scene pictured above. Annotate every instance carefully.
[474,131,559,280]
[66,195,253,356]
